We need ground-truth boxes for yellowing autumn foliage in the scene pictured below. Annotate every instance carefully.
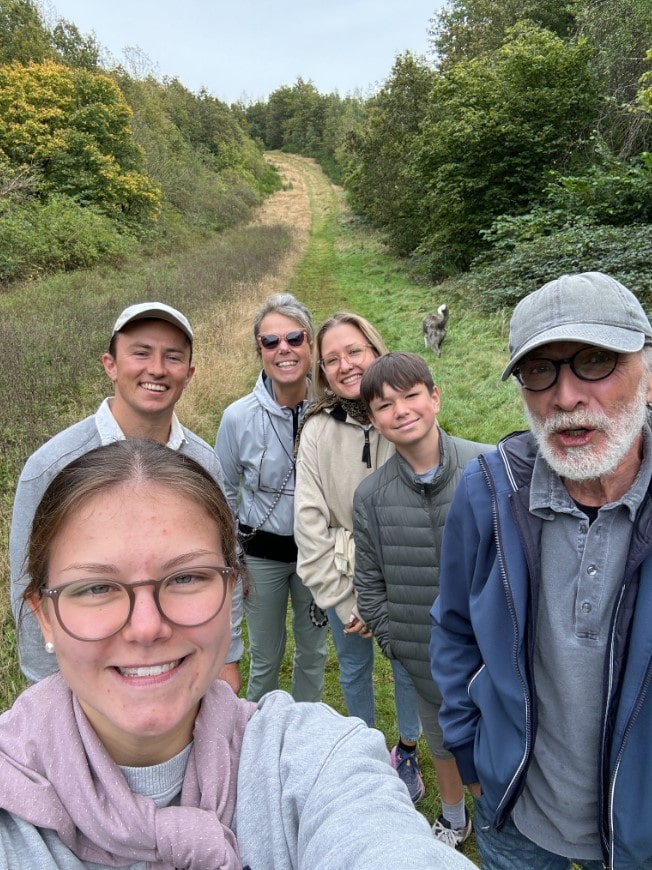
[0,60,160,224]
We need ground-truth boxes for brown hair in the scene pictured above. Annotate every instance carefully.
[23,440,238,608]
[360,352,435,411]
[312,312,388,399]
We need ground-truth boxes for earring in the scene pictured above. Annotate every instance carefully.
[44,641,55,654]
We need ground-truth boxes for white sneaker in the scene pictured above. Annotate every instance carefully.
[432,809,472,848]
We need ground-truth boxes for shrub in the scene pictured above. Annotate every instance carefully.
[546,149,652,226]
[465,221,652,310]
[0,194,135,281]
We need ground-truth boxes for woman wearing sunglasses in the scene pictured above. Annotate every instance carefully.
[215,293,328,702]
[294,312,425,805]
[0,439,476,869]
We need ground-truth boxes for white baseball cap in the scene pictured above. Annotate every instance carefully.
[111,302,193,342]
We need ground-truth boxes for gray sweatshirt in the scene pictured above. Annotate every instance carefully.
[0,691,475,869]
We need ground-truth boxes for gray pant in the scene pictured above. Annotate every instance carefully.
[244,555,328,702]
[415,692,453,760]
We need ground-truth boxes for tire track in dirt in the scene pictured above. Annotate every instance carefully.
[178,153,339,438]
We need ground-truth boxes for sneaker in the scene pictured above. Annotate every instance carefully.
[431,809,473,848]
[390,744,426,804]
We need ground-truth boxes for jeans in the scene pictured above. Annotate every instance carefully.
[244,556,328,702]
[474,800,605,870]
[327,607,421,740]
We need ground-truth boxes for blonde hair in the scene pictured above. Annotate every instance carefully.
[252,292,313,356]
[312,312,388,399]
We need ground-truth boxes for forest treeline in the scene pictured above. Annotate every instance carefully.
[0,0,279,282]
[1,0,651,309]
[246,0,652,308]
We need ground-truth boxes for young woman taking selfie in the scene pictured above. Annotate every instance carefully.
[0,439,473,869]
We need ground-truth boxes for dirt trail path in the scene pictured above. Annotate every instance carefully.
[179,153,339,436]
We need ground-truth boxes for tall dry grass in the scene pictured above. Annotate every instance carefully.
[0,177,309,708]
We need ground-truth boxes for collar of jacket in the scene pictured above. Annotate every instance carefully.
[396,427,454,494]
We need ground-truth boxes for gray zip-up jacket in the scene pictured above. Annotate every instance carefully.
[215,371,309,536]
[9,399,242,683]
[353,430,488,704]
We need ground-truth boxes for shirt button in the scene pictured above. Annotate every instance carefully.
[587,565,597,575]
[580,524,588,534]
[581,601,592,613]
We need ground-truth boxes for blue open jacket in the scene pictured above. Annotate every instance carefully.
[431,429,652,869]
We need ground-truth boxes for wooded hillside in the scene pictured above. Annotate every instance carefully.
[2,0,650,308]
[0,0,279,282]
[247,0,652,308]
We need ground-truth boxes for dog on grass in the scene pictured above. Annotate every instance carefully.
[422,304,449,357]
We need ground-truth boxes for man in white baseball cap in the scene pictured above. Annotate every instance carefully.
[10,302,243,691]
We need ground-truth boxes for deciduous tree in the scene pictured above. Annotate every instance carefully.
[429,0,576,69]
[0,0,52,64]
[50,19,101,70]
[0,60,160,225]
[342,52,435,254]
[573,0,652,156]
[416,24,598,274]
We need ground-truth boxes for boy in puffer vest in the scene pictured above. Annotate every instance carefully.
[352,352,489,849]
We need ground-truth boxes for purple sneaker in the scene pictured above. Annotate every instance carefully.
[390,744,426,804]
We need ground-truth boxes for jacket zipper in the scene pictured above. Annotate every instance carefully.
[602,582,626,867]
[362,426,371,467]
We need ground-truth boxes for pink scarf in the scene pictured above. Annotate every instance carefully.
[0,673,257,868]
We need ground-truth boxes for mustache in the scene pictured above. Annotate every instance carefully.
[537,409,611,436]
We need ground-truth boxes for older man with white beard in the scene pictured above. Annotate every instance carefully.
[431,272,652,870]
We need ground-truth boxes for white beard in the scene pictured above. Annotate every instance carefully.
[525,380,648,481]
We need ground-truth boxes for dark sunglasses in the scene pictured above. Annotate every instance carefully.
[257,330,307,350]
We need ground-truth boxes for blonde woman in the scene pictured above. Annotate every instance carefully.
[216,293,327,702]
[0,440,476,868]
[294,312,425,804]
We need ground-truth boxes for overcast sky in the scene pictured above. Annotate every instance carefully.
[44,0,445,104]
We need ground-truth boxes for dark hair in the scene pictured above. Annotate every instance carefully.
[24,440,238,607]
[312,312,388,399]
[107,319,193,364]
[360,352,435,411]
[252,293,314,357]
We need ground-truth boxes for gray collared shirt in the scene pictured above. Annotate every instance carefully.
[513,426,652,859]
[96,397,186,448]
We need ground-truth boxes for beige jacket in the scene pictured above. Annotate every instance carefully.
[294,408,394,624]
